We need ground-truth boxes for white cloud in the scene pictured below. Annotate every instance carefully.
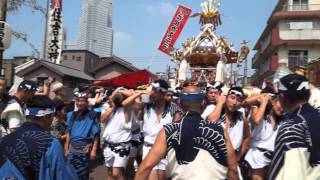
[114,31,133,46]
[143,2,176,17]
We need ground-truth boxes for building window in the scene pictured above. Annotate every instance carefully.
[76,57,81,61]
[72,56,75,60]
[288,50,308,69]
[314,21,320,29]
[283,20,320,30]
[63,55,67,60]
[90,59,95,67]
[289,21,313,30]
[292,0,308,10]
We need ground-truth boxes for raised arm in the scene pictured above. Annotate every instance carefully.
[94,89,105,105]
[242,94,260,107]
[207,95,226,122]
[122,91,147,107]
[100,99,116,124]
[116,88,134,97]
[35,81,51,96]
[251,94,272,126]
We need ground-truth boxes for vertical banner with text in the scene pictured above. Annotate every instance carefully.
[158,5,192,55]
[46,0,63,64]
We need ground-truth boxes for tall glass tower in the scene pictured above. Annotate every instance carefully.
[78,0,113,57]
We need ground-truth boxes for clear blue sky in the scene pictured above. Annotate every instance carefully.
[5,0,277,73]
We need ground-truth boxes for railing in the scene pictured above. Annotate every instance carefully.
[282,4,320,11]
[288,55,308,69]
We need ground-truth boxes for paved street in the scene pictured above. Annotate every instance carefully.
[89,154,108,180]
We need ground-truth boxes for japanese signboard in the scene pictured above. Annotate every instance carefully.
[158,5,192,56]
[0,21,12,50]
[46,0,63,64]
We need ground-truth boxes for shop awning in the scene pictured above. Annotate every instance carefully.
[93,70,158,88]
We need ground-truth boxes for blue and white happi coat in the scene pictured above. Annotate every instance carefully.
[0,122,77,180]
[67,109,100,180]
[164,112,228,179]
[269,103,320,180]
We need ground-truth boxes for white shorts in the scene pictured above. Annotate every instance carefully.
[244,148,272,169]
[103,145,130,168]
[143,145,167,171]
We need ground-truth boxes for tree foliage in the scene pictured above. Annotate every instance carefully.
[7,0,46,57]
[7,0,46,14]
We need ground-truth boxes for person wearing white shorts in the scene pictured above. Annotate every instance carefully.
[104,142,131,168]
[142,105,173,180]
[101,90,136,180]
[207,87,251,180]
[142,144,167,171]
[139,80,181,180]
[244,87,284,180]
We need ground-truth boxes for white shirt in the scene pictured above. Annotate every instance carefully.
[1,101,26,130]
[102,107,132,143]
[143,107,173,144]
[309,88,320,109]
[201,104,216,120]
[219,113,244,151]
[7,112,23,129]
[250,117,278,151]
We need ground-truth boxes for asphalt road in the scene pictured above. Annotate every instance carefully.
[88,153,136,180]
[88,154,108,180]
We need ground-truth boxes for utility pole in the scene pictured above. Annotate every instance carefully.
[243,57,248,86]
[239,40,250,87]
[167,65,171,80]
[230,63,233,86]
[42,0,50,59]
[0,0,7,76]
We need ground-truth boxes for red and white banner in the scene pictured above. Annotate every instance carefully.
[158,5,192,55]
[46,0,64,64]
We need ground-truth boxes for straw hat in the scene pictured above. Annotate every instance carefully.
[51,82,65,92]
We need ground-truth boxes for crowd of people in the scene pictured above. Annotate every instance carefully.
[0,70,319,180]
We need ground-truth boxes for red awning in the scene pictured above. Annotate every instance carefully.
[93,70,158,88]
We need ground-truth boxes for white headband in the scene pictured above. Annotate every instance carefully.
[228,90,243,97]
[151,83,168,92]
[278,80,309,91]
